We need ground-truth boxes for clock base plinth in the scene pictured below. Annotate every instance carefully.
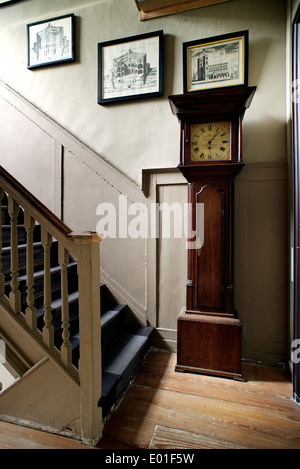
[175,307,243,381]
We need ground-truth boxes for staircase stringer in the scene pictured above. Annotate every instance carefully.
[0,296,79,386]
[0,299,82,440]
[0,167,103,446]
[0,356,82,441]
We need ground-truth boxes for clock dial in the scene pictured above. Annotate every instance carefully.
[190,121,231,161]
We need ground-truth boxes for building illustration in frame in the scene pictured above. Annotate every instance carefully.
[98,31,163,104]
[191,41,240,86]
[111,48,151,89]
[27,14,74,69]
[32,22,70,62]
[183,31,248,92]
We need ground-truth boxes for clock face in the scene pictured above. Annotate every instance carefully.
[190,121,231,162]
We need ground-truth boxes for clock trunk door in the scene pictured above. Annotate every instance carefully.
[193,183,226,313]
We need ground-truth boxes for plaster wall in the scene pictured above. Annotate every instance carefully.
[0,0,287,185]
[0,0,289,364]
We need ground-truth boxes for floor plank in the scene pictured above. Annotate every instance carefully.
[97,350,300,449]
[0,420,91,449]
[1,350,299,449]
[149,425,249,449]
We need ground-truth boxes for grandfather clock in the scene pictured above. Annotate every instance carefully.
[169,86,256,380]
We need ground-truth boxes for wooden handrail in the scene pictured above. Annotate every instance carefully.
[0,166,101,244]
[0,165,72,238]
[0,165,102,444]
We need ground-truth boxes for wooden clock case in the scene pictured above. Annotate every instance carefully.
[169,86,256,380]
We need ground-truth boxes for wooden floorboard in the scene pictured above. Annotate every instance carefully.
[0,420,90,449]
[0,349,300,449]
[97,350,300,449]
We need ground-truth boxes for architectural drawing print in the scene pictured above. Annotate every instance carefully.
[107,48,152,93]
[98,31,163,104]
[183,31,248,92]
[32,23,70,62]
[190,41,240,87]
[27,14,74,68]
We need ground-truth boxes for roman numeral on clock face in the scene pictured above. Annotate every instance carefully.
[189,121,231,161]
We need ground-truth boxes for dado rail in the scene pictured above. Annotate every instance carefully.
[0,165,102,445]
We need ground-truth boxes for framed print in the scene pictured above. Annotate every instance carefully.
[27,14,75,69]
[98,30,164,104]
[183,30,248,93]
[0,0,23,5]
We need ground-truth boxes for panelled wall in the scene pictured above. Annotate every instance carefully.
[144,164,288,365]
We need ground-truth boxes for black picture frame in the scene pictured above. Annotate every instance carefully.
[98,30,164,105]
[183,30,248,93]
[27,14,75,69]
[0,0,23,5]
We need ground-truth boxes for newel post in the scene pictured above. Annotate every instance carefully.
[70,231,102,446]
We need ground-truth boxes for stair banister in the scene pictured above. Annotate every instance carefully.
[0,189,4,298]
[0,165,103,445]
[72,231,102,445]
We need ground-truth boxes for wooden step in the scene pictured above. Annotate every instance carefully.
[1,204,24,225]
[63,302,128,368]
[100,283,118,315]
[1,204,9,225]
[4,261,78,308]
[101,304,127,346]
[1,224,41,247]
[1,199,156,425]
[100,327,154,419]
[36,291,79,333]
[1,240,59,277]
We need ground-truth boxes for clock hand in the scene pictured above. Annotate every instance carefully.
[210,132,219,142]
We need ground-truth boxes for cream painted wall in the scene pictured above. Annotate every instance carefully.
[0,0,287,186]
[0,0,290,365]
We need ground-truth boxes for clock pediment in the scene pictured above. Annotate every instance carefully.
[169,86,256,121]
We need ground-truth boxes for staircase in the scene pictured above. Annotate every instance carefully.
[1,190,153,423]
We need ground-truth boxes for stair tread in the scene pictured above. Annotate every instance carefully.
[101,372,121,397]
[1,201,155,420]
[102,330,150,376]
[101,304,127,327]
[51,291,79,309]
[8,261,77,285]
[36,291,79,316]
[34,261,77,279]
[1,240,43,252]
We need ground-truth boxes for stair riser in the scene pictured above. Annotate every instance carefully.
[1,241,59,277]
[100,284,118,315]
[101,312,125,347]
[1,205,24,225]
[1,199,154,424]
[2,224,41,247]
[51,305,127,363]
[36,300,79,334]
[7,264,79,309]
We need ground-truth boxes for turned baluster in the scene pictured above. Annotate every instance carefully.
[58,244,72,367]
[0,189,4,297]
[24,212,37,330]
[7,196,21,313]
[41,227,54,348]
